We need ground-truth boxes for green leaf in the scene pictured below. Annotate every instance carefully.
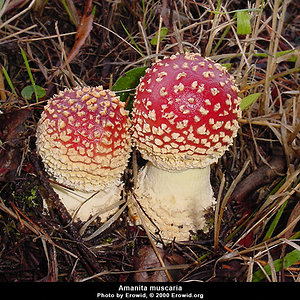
[240,93,261,111]
[112,66,147,110]
[151,27,168,45]
[252,249,300,282]
[237,11,251,35]
[21,85,46,100]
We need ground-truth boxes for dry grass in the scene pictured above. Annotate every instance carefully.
[0,0,299,282]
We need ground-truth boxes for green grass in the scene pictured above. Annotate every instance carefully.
[1,65,18,97]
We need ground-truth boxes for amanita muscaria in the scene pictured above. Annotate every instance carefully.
[36,86,131,222]
[130,52,242,241]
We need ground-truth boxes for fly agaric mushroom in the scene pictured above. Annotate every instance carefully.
[130,52,241,241]
[36,86,131,222]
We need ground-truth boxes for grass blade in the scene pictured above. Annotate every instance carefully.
[252,249,300,282]
[263,200,288,241]
[1,66,18,97]
[120,21,144,57]
[20,47,38,102]
[61,0,78,26]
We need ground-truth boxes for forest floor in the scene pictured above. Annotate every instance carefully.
[0,0,299,284]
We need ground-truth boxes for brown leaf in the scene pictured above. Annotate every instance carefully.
[0,146,22,182]
[212,260,246,282]
[64,0,93,66]
[284,200,300,239]
[0,108,31,141]
[0,108,31,181]
[133,246,186,282]
[0,146,21,182]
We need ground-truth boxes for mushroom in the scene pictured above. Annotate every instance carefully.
[36,86,131,222]
[129,52,242,241]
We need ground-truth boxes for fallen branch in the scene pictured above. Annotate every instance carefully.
[230,148,286,204]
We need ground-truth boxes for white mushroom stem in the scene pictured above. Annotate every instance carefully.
[130,162,215,241]
[50,180,123,222]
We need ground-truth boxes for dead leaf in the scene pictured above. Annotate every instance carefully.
[133,246,186,282]
[0,108,31,181]
[0,146,21,182]
[284,200,300,240]
[0,108,31,141]
[64,0,93,66]
[212,260,246,282]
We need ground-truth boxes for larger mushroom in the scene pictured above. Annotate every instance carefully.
[130,52,241,241]
[36,86,131,222]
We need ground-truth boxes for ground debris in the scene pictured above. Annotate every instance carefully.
[230,147,286,205]
[29,152,105,276]
[133,245,186,282]
[0,108,31,182]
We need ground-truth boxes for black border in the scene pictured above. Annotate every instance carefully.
[0,282,293,299]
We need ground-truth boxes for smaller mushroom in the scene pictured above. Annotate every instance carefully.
[130,53,241,241]
[36,86,131,222]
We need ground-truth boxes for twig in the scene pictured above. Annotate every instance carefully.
[155,15,163,61]
[230,149,286,204]
[134,202,174,282]
[54,21,76,87]
[0,0,37,30]
[214,159,251,251]
[214,173,226,253]
[0,198,78,259]
[0,24,38,43]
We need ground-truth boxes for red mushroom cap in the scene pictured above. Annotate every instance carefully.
[36,86,131,192]
[131,53,241,170]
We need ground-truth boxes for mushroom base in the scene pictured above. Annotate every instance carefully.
[51,180,123,222]
[129,162,215,241]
